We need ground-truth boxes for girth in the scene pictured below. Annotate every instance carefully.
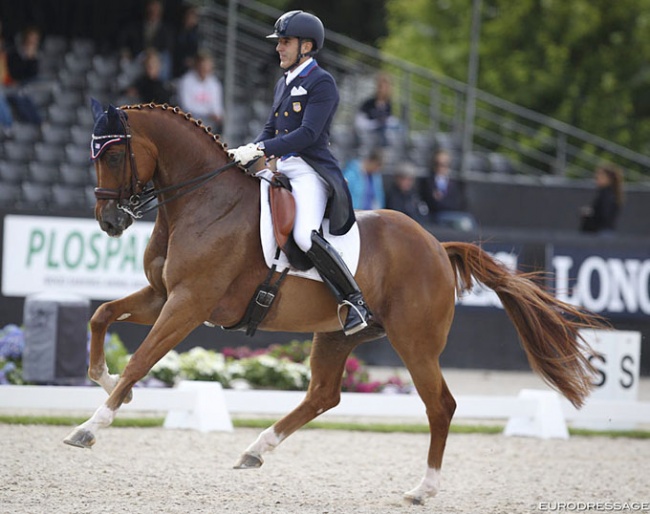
[221,247,289,337]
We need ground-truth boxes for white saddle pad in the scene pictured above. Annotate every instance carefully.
[259,180,360,282]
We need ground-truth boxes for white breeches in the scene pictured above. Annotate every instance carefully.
[276,156,330,252]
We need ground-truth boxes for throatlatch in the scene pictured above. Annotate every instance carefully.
[306,230,371,335]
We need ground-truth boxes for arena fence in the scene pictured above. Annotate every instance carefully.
[2,382,649,439]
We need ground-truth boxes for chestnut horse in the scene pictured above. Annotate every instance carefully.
[64,102,603,505]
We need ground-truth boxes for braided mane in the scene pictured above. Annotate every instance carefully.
[118,102,229,152]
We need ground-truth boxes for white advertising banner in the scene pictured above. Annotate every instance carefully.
[2,214,154,300]
[576,328,642,430]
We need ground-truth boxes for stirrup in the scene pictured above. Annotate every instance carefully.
[337,300,369,336]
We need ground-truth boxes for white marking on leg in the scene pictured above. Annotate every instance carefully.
[404,467,441,503]
[94,364,120,394]
[244,426,285,456]
[116,313,131,321]
[79,404,115,433]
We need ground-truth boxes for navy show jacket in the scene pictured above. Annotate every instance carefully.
[255,60,355,236]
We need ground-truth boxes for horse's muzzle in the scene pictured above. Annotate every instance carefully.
[96,200,133,237]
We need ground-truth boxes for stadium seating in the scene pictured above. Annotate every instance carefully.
[27,161,60,183]
[3,141,33,164]
[20,182,51,209]
[0,183,21,205]
[0,162,26,184]
[0,33,515,217]
[60,163,91,186]
[51,183,90,210]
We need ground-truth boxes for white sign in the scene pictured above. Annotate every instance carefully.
[552,254,650,316]
[577,328,641,429]
[2,214,154,300]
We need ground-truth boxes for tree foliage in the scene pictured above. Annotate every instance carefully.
[381,0,650,155]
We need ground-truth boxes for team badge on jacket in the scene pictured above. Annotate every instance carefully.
[292,102,302,113]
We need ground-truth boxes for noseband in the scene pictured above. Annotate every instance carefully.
[92,108,238,219]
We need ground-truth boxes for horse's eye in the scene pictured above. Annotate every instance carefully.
[104,151,125,169]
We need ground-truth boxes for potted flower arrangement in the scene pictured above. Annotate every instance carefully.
[0,324,411,393]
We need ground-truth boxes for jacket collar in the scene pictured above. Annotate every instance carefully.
[285,58,316,85]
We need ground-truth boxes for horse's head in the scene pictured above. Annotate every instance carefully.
[90,99,156,237]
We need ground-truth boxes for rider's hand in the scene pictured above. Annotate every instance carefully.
[228,143,265,168]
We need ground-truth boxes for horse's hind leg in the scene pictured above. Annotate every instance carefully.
[234,331,358,469]
[396,340,456,505]
[88,285,165,399]
[405,364,455,504]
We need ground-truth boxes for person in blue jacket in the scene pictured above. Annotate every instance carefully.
[228,10,370,336]
[343,147,386,210]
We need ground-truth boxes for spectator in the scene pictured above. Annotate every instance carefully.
[355,71,399,148]
[124,48,172,104]
[420,149,476,231]
[342,147,385,210]
[6,26,40,84]
[4,25,42,124]
[177,50,223,133]
[119,0,174,81]
[172,4,200,79]
[0,21,14,133]
[385,161,428,223]
[580,163,624,235]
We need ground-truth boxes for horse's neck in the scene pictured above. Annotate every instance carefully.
[133,109,260,233]
[154,155,260,235]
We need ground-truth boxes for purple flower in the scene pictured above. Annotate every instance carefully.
[0,325,25,361]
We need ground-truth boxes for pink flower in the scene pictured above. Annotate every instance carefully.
[345,357,360,374]
[355,381,382,393]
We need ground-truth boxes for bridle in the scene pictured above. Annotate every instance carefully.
[92,108,238,219]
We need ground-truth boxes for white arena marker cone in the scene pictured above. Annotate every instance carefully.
[164,380,233,432]
[504,389,568,440]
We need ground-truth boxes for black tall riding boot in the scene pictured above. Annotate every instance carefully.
[306,230,371,336]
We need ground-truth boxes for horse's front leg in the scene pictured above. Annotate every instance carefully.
[88,285,165,400]
[235,331,357,468]
[64,292,200,449]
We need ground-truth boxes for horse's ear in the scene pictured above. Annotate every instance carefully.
[106,104,120,123]
[90,97,104,122]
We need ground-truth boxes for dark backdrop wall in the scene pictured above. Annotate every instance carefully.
[464,177,650,236]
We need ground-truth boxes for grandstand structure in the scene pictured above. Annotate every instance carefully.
[0,0,648,216]
[201,0,650,181]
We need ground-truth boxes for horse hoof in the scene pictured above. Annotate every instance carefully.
[233,452,264,469]
[403,493,425,506]
[63,428,96,449]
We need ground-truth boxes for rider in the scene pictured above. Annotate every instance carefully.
[228,10,371,336]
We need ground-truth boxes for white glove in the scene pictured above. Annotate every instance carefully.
[228,143,264,168]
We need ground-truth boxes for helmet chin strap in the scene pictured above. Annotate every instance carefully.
[283,38,316,72]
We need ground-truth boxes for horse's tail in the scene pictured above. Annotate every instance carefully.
[443,241,606,408]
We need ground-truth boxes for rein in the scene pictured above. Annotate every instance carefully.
[116,161,239,219]
[93,108,238,219]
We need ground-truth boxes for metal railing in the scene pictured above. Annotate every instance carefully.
[198,0,650,181]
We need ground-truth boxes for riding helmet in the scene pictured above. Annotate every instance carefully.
[266,10,325,52]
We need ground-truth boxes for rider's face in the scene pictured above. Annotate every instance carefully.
[276,37,300,69]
